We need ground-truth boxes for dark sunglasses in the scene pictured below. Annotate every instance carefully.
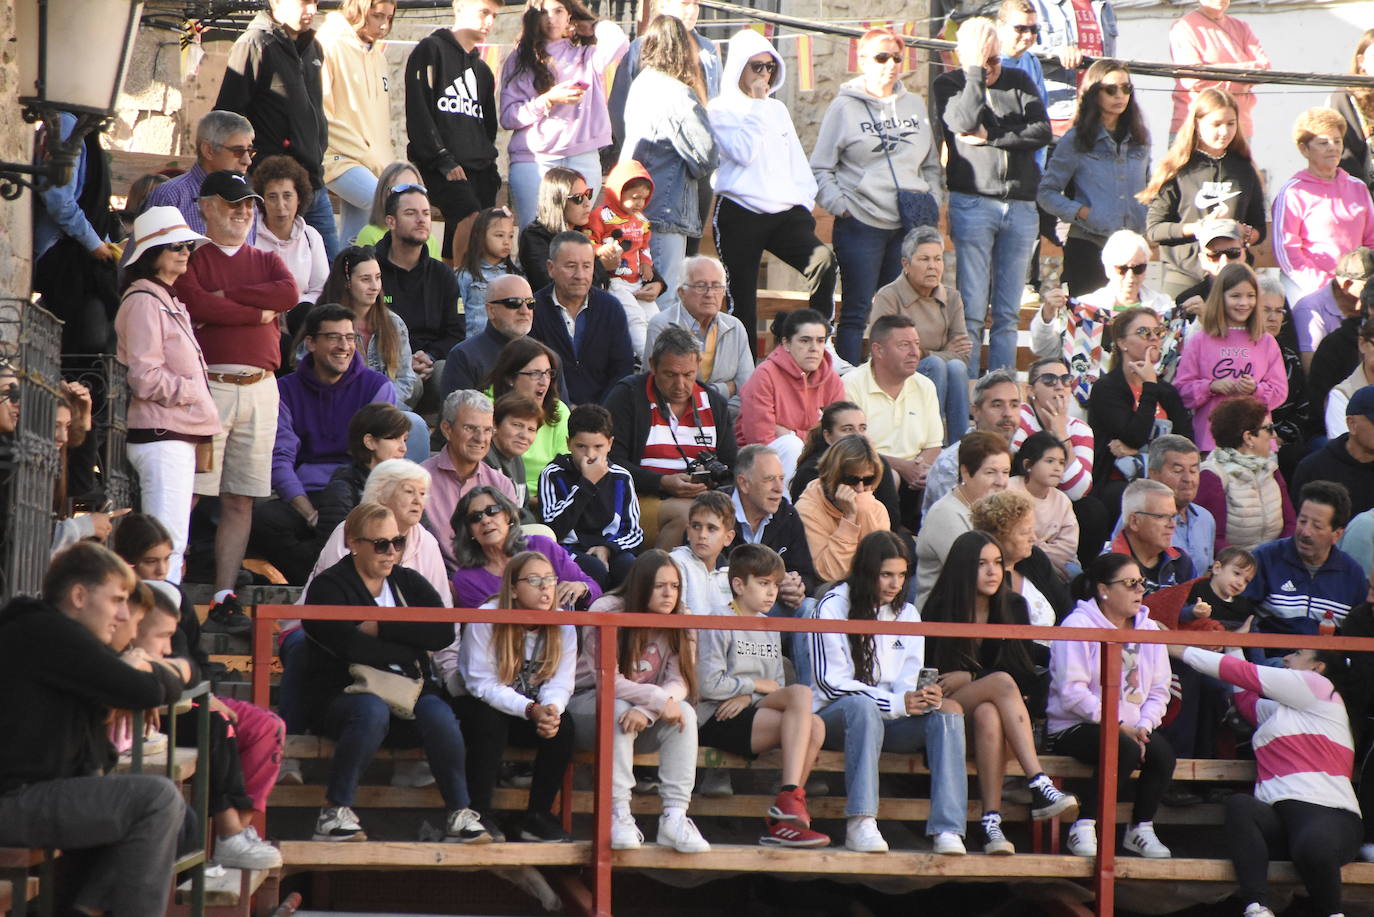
[748,60,778,75]
[161,242,194,253]
[1131,326,1168,340]
[490,296,536,310]
[868,52,901,64]
[1100,83,1134,97]
[1033,372,1073,388]
[841,472,880,488]
[1253,423,1276,435]
[390,182,428,195]
[2,383,18,404]
[1115,263,1148,276]
[1011,24,1040,35]
[565,191,593,205]
[357,535,406,555]
[1204,247,1244,262]
[465,503,506,526]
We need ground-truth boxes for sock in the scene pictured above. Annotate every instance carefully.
[213,589,233,603]
[612,802,631,818]
[780,784,798,794]
[982,810,1001,821]
[662,805,686,821]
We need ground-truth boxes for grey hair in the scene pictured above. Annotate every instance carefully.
[440,389,493,426]
[1122,478,1176,519]
[1257,269,1286,301]
[1147,434,1199,473]
[1099,230,1151,269]
[900,225,945,260]
[362,458,432,507]
[548,230,594,265]
[195,110,253,151]
[677,255,725,291]
[649,325,701,366]
[450,486,527,569]
[973,369,1019,405]
[735,443,778,479]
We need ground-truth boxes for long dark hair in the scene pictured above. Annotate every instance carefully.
[486,337,564,426]
[842,531,911,686]
[922,531,1034,677]
[317,246,401,378]
[798,400,861,466]
[1073,59,1149,152]
[615,550,697,701]
[511,0,597,95]
[459,206,521,280]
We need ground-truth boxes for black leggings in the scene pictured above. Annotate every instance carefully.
[1227,794,1362,914]
[1052,723,1176,823]
[453,695,574,816]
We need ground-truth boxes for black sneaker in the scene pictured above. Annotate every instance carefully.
[203,594,252,636]
[519,810,572,843]
[1028,776,1080,821]
[478,811,507,843]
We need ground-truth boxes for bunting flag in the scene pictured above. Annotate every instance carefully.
[747,22,775,41]
[478,43,503,71]
[795,34,815,91]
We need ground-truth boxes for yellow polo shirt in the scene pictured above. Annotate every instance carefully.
[842,361,945,459]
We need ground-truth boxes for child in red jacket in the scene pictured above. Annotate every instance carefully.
[588,160,664,362]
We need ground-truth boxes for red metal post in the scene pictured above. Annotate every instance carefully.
[1094,641,1122,917]
[591,625,617,916]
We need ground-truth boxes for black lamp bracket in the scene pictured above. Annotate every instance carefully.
[0,108,111,202]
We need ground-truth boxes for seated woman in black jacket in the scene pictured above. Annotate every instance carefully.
[302,502,489,845]
[313,403,413,540]
[1087,307,1192,523]
[517,167,611,292]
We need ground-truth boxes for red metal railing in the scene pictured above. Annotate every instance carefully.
[251,604,1374,917]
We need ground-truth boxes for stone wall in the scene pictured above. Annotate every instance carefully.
[0,0,33,305]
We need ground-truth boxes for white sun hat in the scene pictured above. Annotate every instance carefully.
[124,206,209,266]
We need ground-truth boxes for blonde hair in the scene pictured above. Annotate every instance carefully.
[344,502,395,542]
[1293,107,1347,148]
[339,0,395,28]
[534,167,587,233]
[970,490,1034,542]
[492,551,565,685]
[1139,88,1251,203]
[1200,262,1264,341]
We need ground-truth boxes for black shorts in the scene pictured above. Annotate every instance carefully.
[418,162,502,258]
[698,703,760,757]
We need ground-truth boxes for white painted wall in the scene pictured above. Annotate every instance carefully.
[1113,1,1374,204]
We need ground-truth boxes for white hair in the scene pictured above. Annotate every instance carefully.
[1099,230,1151,270]
[677,255,725,291]
[362,458,432,506]
[1122,478,1175,519]
[440,389,493,425]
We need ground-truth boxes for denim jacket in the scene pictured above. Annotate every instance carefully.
[620,68,718,236]
[1037,125,1149,245]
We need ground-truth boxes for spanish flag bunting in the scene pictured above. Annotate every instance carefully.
[795,34,814,91]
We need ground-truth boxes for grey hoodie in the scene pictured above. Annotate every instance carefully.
[810,77,943,231]
[694,606,785,722]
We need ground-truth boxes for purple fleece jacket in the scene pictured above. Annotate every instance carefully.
[272,352,397,501]
[450,534,600,609]
[1047,598,1172,736]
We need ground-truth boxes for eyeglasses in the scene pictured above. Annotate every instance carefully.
[748,60,778,75]
[1033,372,1073,388]
[1134,510,1175,521]
[1115,263,1148,276]
[685,282,727,294]
[565,191,593,205]
[518,574,560,588]
[514,368,555,382]
[219,144,257,158]
[1131,326,1168,340]
[1011,24,1040,35]
[311,331,361,346]
[841,472,880,488]
[161,242,194,253]
[868,52,901,64]
[2,384,18,404]
[1204,247,1244,262]
[1253,423,1276,434]
[1107,577,1147,590]
[390,182,428,195]
[465,503,507,526]
[356,535,406,554]
[490,296,536,310]
[1100,83,1134,97]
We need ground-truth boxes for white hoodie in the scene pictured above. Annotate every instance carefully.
[707,30,817,215]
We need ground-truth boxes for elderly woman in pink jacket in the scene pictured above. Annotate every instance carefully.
[736,308,844,485]
[115,207,223,583]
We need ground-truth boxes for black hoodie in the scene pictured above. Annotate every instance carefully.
[405,28,499,178]
[376,231,465,358]
[933,66,1050,202]
[0,597,188,794]
[1290,433,1374,517]
[216,10,329,187]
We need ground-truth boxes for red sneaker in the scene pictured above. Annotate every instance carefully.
[768,787,812,827]
[760,818,830,848]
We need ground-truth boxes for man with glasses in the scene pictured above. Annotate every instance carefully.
[441,274,544,398]
[143,111,258,238]
[934,17,1050,373]
[923,369,1022,513]
[377,185,464,413]
[176,170,297,630]
[1110,478,1195,594]
[1175,220,1247,318]
[1110,434,1216,576]
[251,304,398,583]
[1292,247,1374,373]
[644,256,754,420]
[421,390,516,572]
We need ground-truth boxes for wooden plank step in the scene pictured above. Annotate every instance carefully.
[615,845,1093,879]
[176,866,272,907]
[0,849,54,869]
[277,840,590,870]
[1115,857,1374,884]
[0,877,41,911]
[113,746,198,782]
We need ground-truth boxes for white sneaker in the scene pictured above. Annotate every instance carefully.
[214,828,283,869]
[313,805,367,842]
[657,812,710,853]
[140,731,169,756]
[611,812,643,850]
[445,808,492,844]
[1122,823,1172,859]
[844,816,889,853]
[1242,904,1276,917]
[390,759,435,787]
[1067,819,1097,857]
[276,758,303,786]
[932,831,966,855]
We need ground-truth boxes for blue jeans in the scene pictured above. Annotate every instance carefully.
[817,694,967,833]
[767,597,817,686]
[947,192,1038,372]
[322,692,471,810]
[832,215,905,365]
[328,166,378,248]
[508,150,603,230]
[403,410,430,463]
[649,229,689,310]
[918,354,970,444]
[277,627,309,734]
[303,186,342,263]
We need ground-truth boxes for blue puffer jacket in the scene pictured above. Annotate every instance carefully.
[1038,125,1149,245]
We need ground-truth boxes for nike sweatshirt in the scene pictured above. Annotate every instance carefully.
[1144,148,1266,290]
[405,27,499,177]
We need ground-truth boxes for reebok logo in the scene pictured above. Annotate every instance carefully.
[438,70,483,117]
[1280,580,1296,592]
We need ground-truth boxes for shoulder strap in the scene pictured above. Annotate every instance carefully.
[862,99,903,194]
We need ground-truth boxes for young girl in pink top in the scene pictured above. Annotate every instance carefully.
[1173,263,1287,451]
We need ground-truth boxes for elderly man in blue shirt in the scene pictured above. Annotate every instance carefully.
[1108,434,1215,574]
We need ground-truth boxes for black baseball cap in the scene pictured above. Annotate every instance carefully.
[198,170,263,203]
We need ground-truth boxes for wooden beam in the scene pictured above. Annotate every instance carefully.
[113,747,198,782]
[613,845,1094,879]
[176,867,272,907]
[276,841,591,871]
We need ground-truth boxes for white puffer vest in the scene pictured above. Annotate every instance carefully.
[1200,449,1284,550]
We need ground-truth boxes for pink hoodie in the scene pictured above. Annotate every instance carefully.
[736,346,845,446]
[1272,168,1374,298]
[1173,327,1287,451]
[1048,598,1172,736]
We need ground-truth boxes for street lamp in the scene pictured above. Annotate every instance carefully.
[0,0,145,200]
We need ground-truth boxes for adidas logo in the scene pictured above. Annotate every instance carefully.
[892,638,903,649]
[1279,580,1296,592]
[438,71,483,116]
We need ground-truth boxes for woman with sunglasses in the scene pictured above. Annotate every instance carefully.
[1037,60,1150,296]
[1175,263,1287,451]
[517,167,613,292]
[1048,552,1176,860]
[501,0,628,229]
[1086,307,1193,523]
[794,434,890,584]
[301,503,489,844]
[791,401,900,525]
[487,337,571,498]
[810,27,942,364]
[115,206,221,584]
[1195,396,1295,554]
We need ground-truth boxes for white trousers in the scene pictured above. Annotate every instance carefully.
[568,691,698,809]
[127,439,197,583]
